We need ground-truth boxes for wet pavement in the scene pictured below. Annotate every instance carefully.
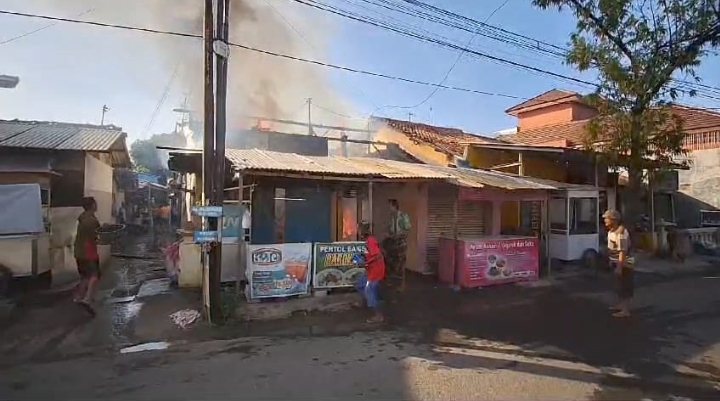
[1,238,720,400]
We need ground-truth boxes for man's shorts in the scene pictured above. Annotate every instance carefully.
[354,273,380,308]
[76,258,101,279]
[613,266,634,299]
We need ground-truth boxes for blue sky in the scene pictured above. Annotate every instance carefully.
[1,0,719,144]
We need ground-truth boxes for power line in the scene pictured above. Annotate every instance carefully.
[0,8,95,45]
[262,0,381,109]
[0,9,529,101]
[288,0,598,87]
[400,0,512,109]
[320,0,720,100]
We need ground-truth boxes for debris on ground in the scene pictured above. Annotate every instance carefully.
[169,309,201,329]
[119,341,170,354]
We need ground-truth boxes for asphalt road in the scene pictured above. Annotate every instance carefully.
[1,255,720,400]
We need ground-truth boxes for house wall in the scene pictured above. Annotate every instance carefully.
[0,172,51,187]
[84,153,114,223]
[373,127,451,166]
[371,181,427,273]
[516,103,597,130]
[677,148,720,226]
[466,147,567,229]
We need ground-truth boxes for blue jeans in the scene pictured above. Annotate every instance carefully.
[354,273,380,308]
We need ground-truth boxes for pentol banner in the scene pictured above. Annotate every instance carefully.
[313,242,367,289]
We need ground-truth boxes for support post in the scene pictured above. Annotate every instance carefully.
[202,0,216,322]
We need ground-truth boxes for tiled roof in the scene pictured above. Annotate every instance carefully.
[669,105,720,132]
[200,148,583,190]
[505,89,582,114]
[0,120,126,151]
[503,105,720,146]
[379,117,501,156]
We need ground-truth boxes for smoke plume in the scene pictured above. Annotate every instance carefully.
[37,0,361,136]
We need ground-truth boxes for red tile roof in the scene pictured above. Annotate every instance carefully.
[505,89,584,115]
[380,118,501,156]
[503,105,720,147]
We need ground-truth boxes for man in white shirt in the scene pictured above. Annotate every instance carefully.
[603,209,635,318]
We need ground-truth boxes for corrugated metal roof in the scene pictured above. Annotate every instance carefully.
[225,148,452,179]
[220,148,589,190]
[0,120,125,151]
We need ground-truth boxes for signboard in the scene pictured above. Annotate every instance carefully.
[460,237,539,288]
[194,230,218,243]
[221,204,242,243]
[191,205,223,218]
[246,243,312,299]
[313,242,367,289]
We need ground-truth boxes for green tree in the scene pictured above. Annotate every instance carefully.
[533,0,720,223]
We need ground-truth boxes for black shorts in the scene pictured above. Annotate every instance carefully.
[614,267,634,299]
[76,258,101,279]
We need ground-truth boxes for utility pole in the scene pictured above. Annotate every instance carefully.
[101,105,110,125]
[307,98,315,136]
[202,0,218,322]
[408,112,414,122]
[210,0,230,323]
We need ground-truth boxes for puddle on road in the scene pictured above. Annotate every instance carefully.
[136,278,171,298]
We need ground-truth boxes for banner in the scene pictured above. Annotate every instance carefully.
[313,242,367,289]
[221,204,243,244]
[246,243,312,299]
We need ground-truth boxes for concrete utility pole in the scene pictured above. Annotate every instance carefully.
[101,105,110,125]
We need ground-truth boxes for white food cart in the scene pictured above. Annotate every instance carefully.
[0,184,52,283]
[548,186,600,264]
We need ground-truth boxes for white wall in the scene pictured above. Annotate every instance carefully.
[84,154,114,223]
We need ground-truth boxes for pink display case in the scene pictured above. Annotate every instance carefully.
[438,235,539,288]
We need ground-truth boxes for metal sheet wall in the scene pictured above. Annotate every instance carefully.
[426,185,457,271]
[456,200,486,238]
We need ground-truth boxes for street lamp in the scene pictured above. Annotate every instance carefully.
[0,75,19,89]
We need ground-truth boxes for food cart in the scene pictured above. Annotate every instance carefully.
[0,183,52,284]
[548,187,600,265]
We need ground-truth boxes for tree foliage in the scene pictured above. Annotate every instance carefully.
[533,0,720,219]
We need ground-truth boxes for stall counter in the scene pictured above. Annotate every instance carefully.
[438,235,539,288]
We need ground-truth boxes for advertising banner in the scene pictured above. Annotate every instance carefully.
[313,242,367,289]
[246,243,312,299]
[461,237,539,287]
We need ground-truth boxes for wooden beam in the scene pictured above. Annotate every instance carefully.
[489,162,521,170]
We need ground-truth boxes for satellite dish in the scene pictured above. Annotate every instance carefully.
[0,75,19,89]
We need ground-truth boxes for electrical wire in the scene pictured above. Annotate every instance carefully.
[315,0,720,101]
[0,9,530,100]
[398,0,512,109]
[0,8,95,45]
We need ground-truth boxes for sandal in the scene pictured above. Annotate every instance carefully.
[612,311,630,318]
[366,315,384,324]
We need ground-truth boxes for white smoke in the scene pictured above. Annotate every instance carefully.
[34,0,361,135]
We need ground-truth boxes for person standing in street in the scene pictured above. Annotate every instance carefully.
[603,209,635,318]
[73,197,101,316]
[355,221,386,323]
[386,199,411,277]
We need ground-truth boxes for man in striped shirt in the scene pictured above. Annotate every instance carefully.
[603,209,635,318]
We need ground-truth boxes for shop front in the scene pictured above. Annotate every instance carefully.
[435,185,546,288]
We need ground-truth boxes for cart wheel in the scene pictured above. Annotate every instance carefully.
[581,249,598,269]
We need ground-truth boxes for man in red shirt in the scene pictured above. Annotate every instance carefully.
[354,222,385,323]
[73,197,101,316]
